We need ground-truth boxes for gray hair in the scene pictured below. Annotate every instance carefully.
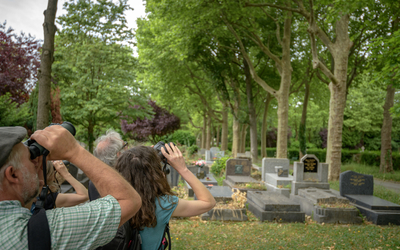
[0,144,24,188]
[93,130,124,167]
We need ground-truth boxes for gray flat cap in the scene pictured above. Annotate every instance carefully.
[0,127,27,168]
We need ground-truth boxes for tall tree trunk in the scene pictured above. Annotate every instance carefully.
[211,125,215,147]
[325,15,352,181]
[299,82,310,159]
[37,0,58,130]
[276,12,292,159]
[240,124,249,153]
[201,113,206,149]
[221,102,229,151]
[244,60,258,161]
[216,125,220,148]
[232,97,240,158]
[261,93,272,158]
[88,119,94,153]
[206,114,212,150]
[380,84,395,173]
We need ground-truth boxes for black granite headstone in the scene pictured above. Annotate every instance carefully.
[302,157,318,173]
[339,170,373,197]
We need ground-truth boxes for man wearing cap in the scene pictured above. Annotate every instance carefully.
[0,125,142,249]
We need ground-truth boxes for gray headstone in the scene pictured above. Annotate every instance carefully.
[339,170,374,196]
[205,150,212,162]
[195,186,233,202]
[261,158,290,182]
[226,159,252,176]
[210,147,219,153]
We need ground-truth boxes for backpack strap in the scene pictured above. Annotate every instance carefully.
[159,223,171,250]
[28,208,51,250]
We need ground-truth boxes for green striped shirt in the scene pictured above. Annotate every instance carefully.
[0,195,121,250]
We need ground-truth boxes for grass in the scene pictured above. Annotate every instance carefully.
[170,214,400,249]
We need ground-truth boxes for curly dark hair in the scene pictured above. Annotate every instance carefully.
[114,146,177,229]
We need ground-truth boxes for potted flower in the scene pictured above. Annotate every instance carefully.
[193,159,206,179]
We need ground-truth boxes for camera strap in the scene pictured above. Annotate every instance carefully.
[28,150,51,250]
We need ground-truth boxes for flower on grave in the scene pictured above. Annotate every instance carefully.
[212,157,217,160]
[194,160,206,168]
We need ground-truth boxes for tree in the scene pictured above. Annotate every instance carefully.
[121,100,181,144]
[37,0,58,130]
[53,0,149,152]
[0,21,40,104]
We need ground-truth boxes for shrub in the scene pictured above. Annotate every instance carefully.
[210,156,230,177]
[187,145,199,155]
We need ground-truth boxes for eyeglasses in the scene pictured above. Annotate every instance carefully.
[121,141,128,151]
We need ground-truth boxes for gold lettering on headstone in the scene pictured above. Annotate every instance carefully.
[278,169,283,175]
[350,175,365,186]
[304,159,316,171]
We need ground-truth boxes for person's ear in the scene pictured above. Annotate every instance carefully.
[4,166,20,184]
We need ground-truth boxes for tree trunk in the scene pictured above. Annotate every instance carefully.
[380,84,395,173]
[244,59,258,161]
[37,0,58,130]
[325,15,352,181]
[299,82,310,159]
[261,93,272,158]
[88,119,94,153]
[216,125,220,148]
[206,114,212,150]
[201,113,206,149]
[275,12,292,159]
[221,102,229,151]
[211,124,215,147]
[240,124,249,153]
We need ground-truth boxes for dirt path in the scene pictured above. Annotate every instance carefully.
[374,179,400,194]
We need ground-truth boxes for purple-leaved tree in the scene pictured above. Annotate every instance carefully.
[121,100,180,143]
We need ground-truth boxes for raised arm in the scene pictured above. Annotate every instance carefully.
[161,143,216,217]
[30,125,141,227]
[52,160,89,208]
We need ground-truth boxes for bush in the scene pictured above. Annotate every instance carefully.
[210,156,230,177]
[187,145,199,155]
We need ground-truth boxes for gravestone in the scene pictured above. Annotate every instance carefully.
[291,154,329,195]
[223,159,259,193]
[247,191,305,222]
[185,173,218,197]
[340,171,400,225]
[195,186,233,203]
[200,208,248,221]
[262,158,292,197]
[205,147,225,164]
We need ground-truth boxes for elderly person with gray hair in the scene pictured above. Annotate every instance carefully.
[89,130,128,200]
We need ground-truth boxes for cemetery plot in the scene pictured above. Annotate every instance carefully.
[247,191,305,222]
[340,171,400,225]
[185,173,218,197]
[205,147,225,164]
[289,154,362,224]
[262,158,292,198]
[200,188,248,221]
[223,159,263,193]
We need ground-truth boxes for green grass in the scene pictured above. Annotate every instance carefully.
[341,163,400,182]
[170,214,400,249]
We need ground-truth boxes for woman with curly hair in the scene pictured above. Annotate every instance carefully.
[115,143,216,250]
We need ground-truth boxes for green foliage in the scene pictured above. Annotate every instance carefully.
[162,130,196,146]
[210,156,230,177]
[187,145,199,156]
[0,93,31,127]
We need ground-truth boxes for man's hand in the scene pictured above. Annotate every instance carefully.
[30,125,81,162]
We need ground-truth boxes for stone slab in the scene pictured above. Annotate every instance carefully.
[226,159,252,176]
[290,194,362,224]
[264,183,291,198]
[201,208,248,221]
[185,174,218,197]
[339,170,373,196]
[247,199,305,223]
[265,173,293,187]
[298,188,349,205]
[247,191,300,211]
[195,186,233,203]
[351,203,400,225]
[345,195,400,211]
[291,182,330,195]
[226,175,258,185]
